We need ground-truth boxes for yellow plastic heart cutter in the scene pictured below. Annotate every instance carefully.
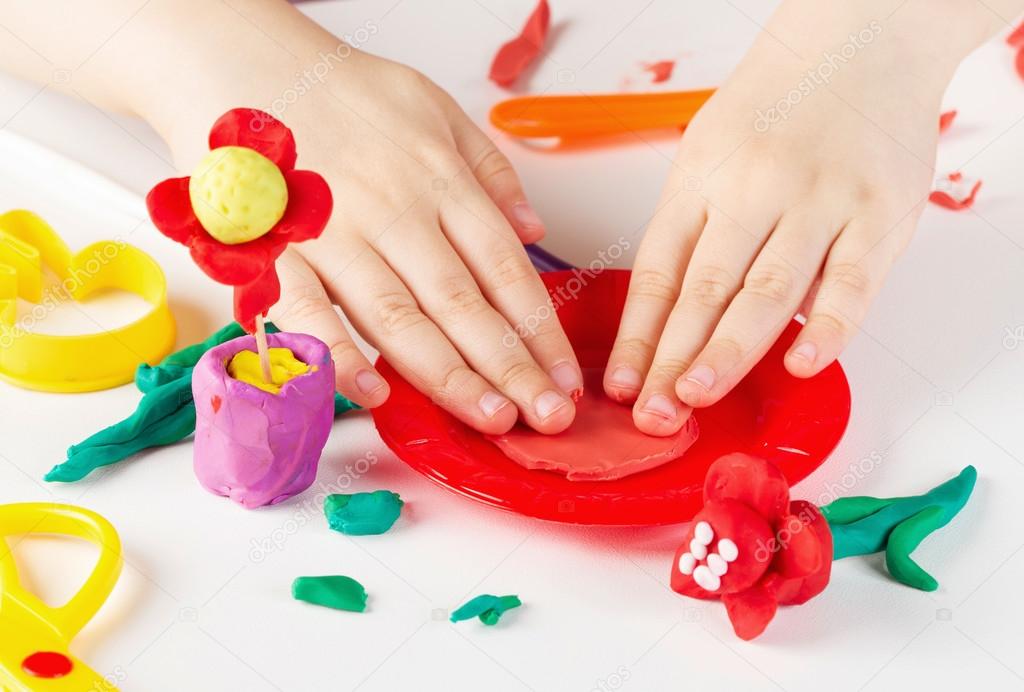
[0,210,175,392]
[0,502,124,691]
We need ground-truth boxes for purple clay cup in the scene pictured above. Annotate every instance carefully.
[191,332,334,509]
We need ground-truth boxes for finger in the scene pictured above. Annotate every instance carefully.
[798,275,822,318]
[372,215,576,434]
[440,172,583,397]
[270,248,390,407]
[449,110,545,243]
[604,196,706,406]
[634,209,772,435]
[674,211,838,407]
[785,221,893,377]
[301,242,520,435]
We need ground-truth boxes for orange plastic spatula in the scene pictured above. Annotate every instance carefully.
[489,89,715,139]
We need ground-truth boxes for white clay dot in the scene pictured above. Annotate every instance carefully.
[694,521,714,545]
[678,552,697,575]
[717,538,739,562]
[689,538,708,560]
[693,565,721,592]
[707,553,728,577]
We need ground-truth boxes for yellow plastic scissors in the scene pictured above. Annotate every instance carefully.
[0,503,123,691]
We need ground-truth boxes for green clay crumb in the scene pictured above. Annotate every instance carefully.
[292,575,367,612]
[324,490,404,535]
[450,594,522,626]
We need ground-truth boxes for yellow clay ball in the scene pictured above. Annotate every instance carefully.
[188,146,288,244]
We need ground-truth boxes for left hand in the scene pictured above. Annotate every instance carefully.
[602,0,989,435]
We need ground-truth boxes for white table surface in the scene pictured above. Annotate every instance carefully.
[3,1,1024,690]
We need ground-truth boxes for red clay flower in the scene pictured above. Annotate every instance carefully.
[146,108,332,332]
[670,453,833,640]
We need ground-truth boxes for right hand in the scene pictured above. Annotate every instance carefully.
[249,50,583,435]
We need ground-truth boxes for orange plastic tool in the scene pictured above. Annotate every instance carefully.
[489,89,715,139]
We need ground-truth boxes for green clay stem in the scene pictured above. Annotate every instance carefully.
[817,495,892,525]
[292,575,367,612]
[823,466,976,591]
[45,321,359,483]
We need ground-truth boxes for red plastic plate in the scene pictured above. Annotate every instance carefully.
[372,269,851,525]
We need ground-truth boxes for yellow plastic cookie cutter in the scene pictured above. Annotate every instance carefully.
[0,502,123,691]
[0,209,175,392]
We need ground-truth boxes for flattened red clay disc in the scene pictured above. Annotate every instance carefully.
[487,368,699,481]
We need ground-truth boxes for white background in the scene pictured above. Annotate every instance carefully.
[3,1,1024,690]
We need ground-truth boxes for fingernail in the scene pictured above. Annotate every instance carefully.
[534,390,569,420]
[550,361,583,396]
[355,369,386,395]
[684,364,716,390]
[479,391,512,418]
[511,202,544,230]
[608,365,642,390]
[790,341,817,363]
[640,393,677,420]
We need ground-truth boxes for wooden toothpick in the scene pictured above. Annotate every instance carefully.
[254,314,273,384]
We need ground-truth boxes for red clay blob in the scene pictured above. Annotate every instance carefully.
[487,368,699,481]
[489,0,550,87]
[643,60,676,83]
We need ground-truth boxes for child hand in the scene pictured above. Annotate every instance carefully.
[604,0,1000,435]
[251,50,582,434]
[108,4,586,436]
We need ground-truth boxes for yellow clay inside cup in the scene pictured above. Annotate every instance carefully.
[227,347,314,394]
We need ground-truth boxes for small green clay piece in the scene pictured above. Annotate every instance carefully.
[292,575,367,612]
[325,490,404,535]
[450,594,522,625]
[823,465,976,591]
[44,322,359,483]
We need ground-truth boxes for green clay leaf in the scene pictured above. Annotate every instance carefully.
[450,594,522,625]
[45,321,359,483]
[325,491,404,535]
[292,575,367,612]
[44,375,196,482]
[885,506,945,592]
[333,391,360,416]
